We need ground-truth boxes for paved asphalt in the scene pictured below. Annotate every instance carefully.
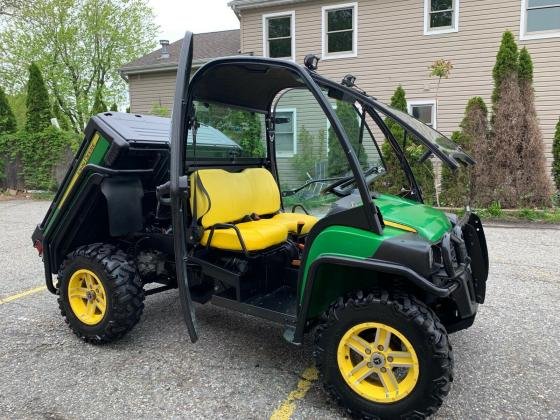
[0,200,559,419]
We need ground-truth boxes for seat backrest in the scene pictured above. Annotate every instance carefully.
[244,168,281,216]
[191,168,281,228]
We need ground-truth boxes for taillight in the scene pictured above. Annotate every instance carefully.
[33,240,44,257]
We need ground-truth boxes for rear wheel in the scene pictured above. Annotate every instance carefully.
[314,290,453,419]
[57,243,145,344]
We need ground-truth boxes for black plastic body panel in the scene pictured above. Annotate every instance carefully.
[101,176,144,236]
[462,213,489,303]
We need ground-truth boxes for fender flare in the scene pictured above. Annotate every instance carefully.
[292,254,458,345]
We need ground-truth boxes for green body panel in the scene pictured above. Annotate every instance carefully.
[300,225,407,306]
[375,194,451,242]
[300,195,452,317]
[44,134,110,236]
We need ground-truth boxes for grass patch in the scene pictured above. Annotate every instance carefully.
[29,191,55,201]
[452,206,560,224]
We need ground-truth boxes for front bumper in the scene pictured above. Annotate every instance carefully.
[432,212,489,332]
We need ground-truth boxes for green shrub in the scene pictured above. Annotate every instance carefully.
[150,103,170,117]
[0,128,79,190]
[487,201,503,217]
[25,63,52,133]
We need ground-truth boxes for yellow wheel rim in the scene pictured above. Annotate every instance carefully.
[67,269,107,326]
[337,322,420,404]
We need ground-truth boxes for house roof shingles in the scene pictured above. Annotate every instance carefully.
[120,29,240,75]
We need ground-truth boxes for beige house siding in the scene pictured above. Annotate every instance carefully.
[128,70,177,114]
[239,0,560,170]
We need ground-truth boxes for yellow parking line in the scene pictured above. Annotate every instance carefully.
[0,285,47,305]
[270,366,319,420]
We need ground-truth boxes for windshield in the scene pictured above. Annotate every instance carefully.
[369,99,474,167]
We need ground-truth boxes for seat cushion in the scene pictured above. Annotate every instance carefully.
[200,220,288,252]
[270,213,318,235]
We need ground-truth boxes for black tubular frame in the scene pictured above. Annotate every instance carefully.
[205,223,249,256]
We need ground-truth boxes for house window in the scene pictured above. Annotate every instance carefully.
[521,0,560,39]
[424,0,459,35]
[263,11,295,60]
[275,110,297,156]
[408,100,437,128]
[322,2,358,59]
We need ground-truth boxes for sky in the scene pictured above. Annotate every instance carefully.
[149,0,240,44]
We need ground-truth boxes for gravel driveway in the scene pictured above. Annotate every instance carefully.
[0,200,559,419]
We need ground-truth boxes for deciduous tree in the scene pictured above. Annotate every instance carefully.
[0,0,157,132]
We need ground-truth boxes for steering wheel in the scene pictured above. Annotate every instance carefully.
[321,167,381,197]
[320,175,355,197]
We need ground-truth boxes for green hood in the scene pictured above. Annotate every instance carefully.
[375,194,451,242]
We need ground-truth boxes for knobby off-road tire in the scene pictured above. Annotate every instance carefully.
[57,243,145,344]
[314,290,453,419]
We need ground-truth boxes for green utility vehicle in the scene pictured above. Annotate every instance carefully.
[33,33,488,418]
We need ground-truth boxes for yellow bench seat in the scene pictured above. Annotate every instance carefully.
[191,168,319,252]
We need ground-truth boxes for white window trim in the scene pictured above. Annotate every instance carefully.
[321,2,358,60]
[423,0,460,36]
[407,99,437,129]
[520,0,560,40]
[262,11,296,61]
[276,108,297,157]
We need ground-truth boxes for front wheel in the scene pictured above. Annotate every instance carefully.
[314,291,453,419]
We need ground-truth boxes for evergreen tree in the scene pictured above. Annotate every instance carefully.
[110,103,118,112]
[327,100,367,176]
[91,89,107,115]
[440,97,489,206]
[517,47,551,206]
[0,86,17,133]
[375,86,435,204]
[553,118,560,192]
[492,31,518,108]
[489,31,524,207]
[25,63,52,132]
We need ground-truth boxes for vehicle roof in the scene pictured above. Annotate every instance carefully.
[94,112,240,148]
[191,58,306,112]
